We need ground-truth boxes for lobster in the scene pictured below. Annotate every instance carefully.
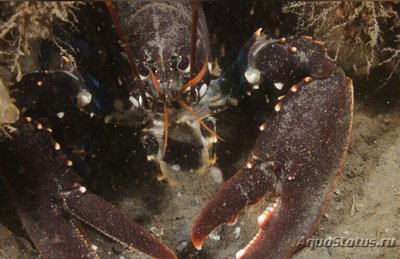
[0,1,353,258]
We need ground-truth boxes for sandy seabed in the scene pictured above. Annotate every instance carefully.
[0,99,399,259]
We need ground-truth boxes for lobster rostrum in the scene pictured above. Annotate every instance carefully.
[0,1,353,259]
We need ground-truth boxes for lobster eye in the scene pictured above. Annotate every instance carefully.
[177,56,190,73]
[138,63,150,80]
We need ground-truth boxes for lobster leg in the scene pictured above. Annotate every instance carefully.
[192,36,353,258]
[1,119,176,259]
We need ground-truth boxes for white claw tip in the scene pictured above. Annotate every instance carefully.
[235,249,246,259]
[194,243,202,251]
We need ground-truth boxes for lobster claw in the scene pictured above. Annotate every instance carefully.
[192,38,353,257]
[2,119,176,259]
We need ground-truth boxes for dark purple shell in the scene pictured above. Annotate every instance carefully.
[114,1,211,89]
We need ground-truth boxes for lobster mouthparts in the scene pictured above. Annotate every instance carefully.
[192,68,353,258]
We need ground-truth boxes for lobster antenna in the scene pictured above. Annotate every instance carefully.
[163,101,169,156]
[176,99,223,142]
[105,0,149,108]
[178,58,208,94]
[189,1,200,96]
[149,69,161,98]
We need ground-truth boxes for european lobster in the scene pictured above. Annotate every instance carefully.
[0,1,353,258]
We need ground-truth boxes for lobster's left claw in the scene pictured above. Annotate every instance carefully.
[193,60,353,258]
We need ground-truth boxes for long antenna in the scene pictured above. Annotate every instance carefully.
[176,99,222,141]
[178,58,208,94]
[189,1,200,97]
[105,0,149,108]
[163,102,169,156]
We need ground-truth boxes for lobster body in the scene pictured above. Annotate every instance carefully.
[114,1,211,95]
[1,2,353,259]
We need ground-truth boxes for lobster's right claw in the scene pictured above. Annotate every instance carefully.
[3,119,177,259]
[192,60,353,258]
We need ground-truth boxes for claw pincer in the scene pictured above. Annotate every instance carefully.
[192,36,353,258]
[1,67,176,259]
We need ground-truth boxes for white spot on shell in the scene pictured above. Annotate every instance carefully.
[259,123,267,131]
[275,103,282,112]
[274,82,284,90]
[78,186,87,193]
[77,89,92,108]
[244,68,261,85]
[252,85,259,90]
[54,142,61,150]
[56,112,65,119]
